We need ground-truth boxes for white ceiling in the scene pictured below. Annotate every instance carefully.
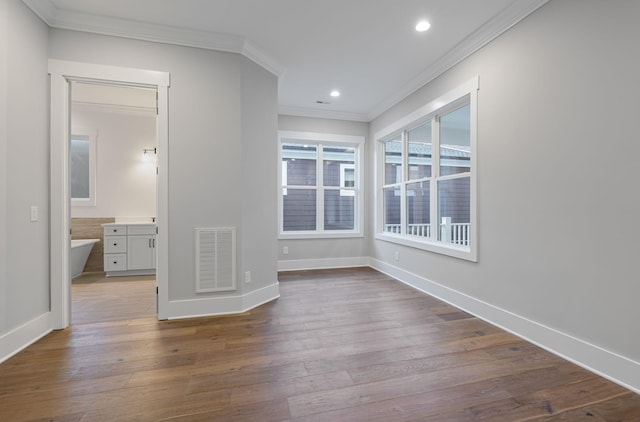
[23,0,548,122]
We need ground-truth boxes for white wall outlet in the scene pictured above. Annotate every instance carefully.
[395,251,400,261]
[244,270,251,284]
[30,206,38,222]
[283,246,289,255]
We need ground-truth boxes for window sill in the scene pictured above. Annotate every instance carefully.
[279,231,364,240]
[375,232,477,262]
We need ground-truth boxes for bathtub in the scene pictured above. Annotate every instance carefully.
[71,238,100,279]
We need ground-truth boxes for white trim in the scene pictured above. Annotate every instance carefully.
[278,257,369,272]
[156,82,170,320]
[375,232,472,261]
[366,0,549,120]
[375,78,478,262]
[0,313,52,365]
[49,60,170,327]
[49,60,170,87]
[164,282,280,320]
[72,101,156,117]
[279,131,365,146]
[279,231,364,240]
[375,77,479,141]
[279,131,365,239]
[278,106,369,123]
[21,0,546,119]
[241,39,287,78]
[368,258,640,395]
[22,0,285,77]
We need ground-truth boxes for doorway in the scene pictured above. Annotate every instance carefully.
[70,82,157,324]
[49,60,170,329]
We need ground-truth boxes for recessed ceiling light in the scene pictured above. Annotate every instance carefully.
[330,90,341,98]
[415,20,431,32]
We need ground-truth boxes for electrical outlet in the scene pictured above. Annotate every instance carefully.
[244,270,251,284]
[283,246,289,255]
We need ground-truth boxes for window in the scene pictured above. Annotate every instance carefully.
[279,131,364,238]
[70,132,97,206]
[376,77,477,261]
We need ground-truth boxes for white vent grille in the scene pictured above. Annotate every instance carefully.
[195,227,236,293]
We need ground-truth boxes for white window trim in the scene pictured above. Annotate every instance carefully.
[70,128,98,207]
[375,77,478,262]
[278,131,364,239]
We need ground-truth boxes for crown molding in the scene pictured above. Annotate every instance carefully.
[242,40,287,77]
[279,105,369,123]
[24,0,548,122]
[366,0,550,121]
[21,0,285,77]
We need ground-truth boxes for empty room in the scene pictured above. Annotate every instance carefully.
[1,0,640,420]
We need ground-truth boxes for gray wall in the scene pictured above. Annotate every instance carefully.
[369,0,640,362]
[49,29,278,301]
[0,0,50,336]
[240,56,279,294]
[277,115,369,263]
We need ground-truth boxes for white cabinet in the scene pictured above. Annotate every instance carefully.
[102,223,156,276]
[127,235,156,270]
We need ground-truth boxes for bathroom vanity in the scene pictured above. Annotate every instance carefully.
[102,222,156,276]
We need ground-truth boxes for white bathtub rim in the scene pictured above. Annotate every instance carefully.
[71,238,100,248]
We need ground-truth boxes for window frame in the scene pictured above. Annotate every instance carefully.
[278,131,364,239]
[70,130,97,207]
[375,77,478,262]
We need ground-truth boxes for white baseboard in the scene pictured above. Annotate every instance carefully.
[278,256,369,272]
[369,258,640,394]
[0,312,52,364]
[164,282,280,320]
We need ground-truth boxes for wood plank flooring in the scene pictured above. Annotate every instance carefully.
[71,272,156,324]
[1,267,639,421]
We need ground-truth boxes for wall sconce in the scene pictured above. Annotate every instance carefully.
[142,147,157,162]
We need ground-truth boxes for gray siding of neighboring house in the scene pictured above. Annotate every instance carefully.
[283,158,354,231]
[383,162,470,227]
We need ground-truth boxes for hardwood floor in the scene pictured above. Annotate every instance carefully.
[1,267,639,421]
[71,272,156,324]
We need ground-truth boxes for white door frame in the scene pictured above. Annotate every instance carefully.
[49,60,170,328]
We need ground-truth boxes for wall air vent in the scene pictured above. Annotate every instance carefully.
[195,227,236,293]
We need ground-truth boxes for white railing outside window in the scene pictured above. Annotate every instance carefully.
[407,224,431,237]
[384,220,469,246]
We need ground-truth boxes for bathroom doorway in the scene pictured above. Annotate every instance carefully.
[69,82,158,324]
[49,60,170,329]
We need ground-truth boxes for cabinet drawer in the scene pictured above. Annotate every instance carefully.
[104,225,127,236]
[104,236,127,253]
[104,254,127,272]
[127,225,156,235]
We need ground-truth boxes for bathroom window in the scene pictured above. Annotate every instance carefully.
[279,131,364,239]
[70,133,97,206]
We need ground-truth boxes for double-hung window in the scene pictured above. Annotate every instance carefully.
[279,131,364,238]
[376,77,478,261]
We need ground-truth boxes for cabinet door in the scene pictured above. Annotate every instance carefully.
[127,235,156,270]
